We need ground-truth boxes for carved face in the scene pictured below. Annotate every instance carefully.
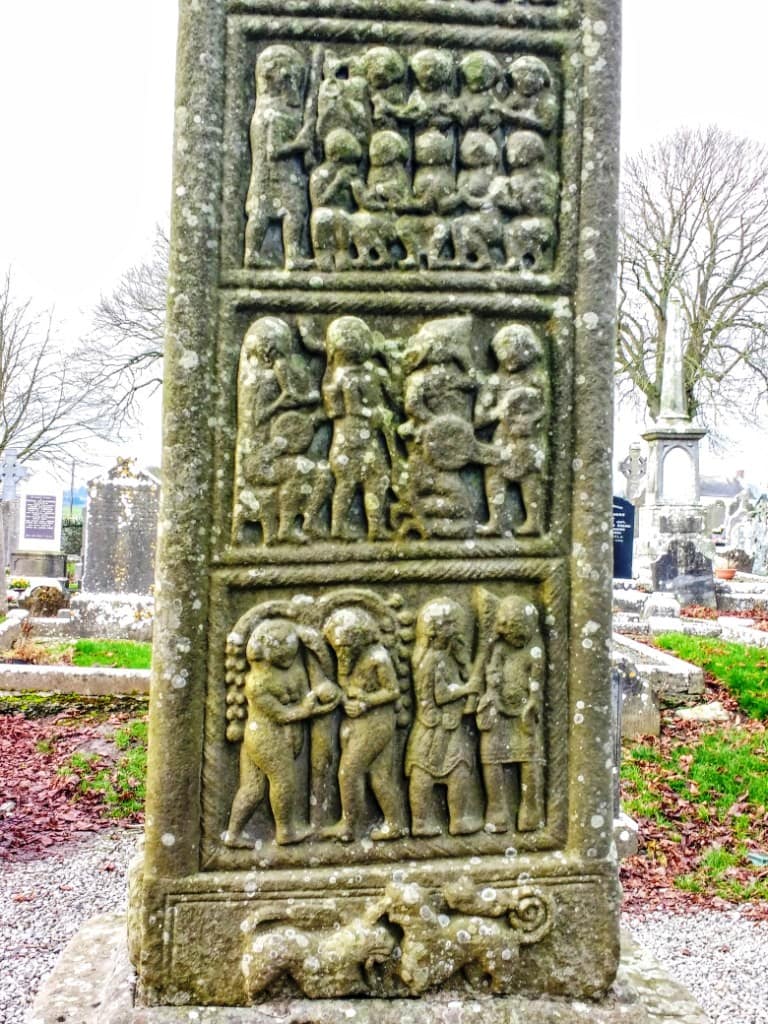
[491,324,543,373]
[326,316,374,365]
[459,131,498,168]
[459,50,501,92]
[410,48,454,90]
[362,46,406,89]
[494,596,538,647]
[256,45,305,106]
[414,130,453,167]
[507,55,550,98]
[505,130,547,171]
[248,618,300,668]
[369,130,409,167]
[417,598,465,646]
[244,317,293,368]
[323,607,378,657]
[324,128,362,164]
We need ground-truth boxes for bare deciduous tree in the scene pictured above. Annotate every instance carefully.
[0,270,111,463]
[87,226,168,427]
[617,126,768,426]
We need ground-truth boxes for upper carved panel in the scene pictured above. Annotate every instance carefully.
[224,37,571,281]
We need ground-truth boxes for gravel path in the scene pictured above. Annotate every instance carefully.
[0,829,138,1024]
[2,831,767,1023]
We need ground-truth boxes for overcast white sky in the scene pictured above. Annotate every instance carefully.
[1,1,767,481]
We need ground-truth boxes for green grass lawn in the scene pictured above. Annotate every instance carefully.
[59,716,148,819]
[1,637,152,669]
[622,727,768,901]
[70,639,152,670]
[656,633,768,719]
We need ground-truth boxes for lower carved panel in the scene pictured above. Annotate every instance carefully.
[139,871,620,1006]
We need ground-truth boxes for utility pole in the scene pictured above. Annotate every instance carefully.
[0,449,30,608]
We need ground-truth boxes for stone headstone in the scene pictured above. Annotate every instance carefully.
[82,458,160,595]
[618,442,646,503]
[612,496,635,579]
[27,2,703,1021]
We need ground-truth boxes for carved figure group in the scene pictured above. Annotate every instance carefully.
[243,43,560,271]
[232,314,550,545]
[224,587,546,847]
[242,878,554,999]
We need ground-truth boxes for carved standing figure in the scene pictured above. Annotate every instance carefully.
[244,45,314,269]
[475,595,546,833]
[475,323,549,536]
[322,607,408,842]
[322,316,398,541]
[224,618,339,846]
[406,599,483,836]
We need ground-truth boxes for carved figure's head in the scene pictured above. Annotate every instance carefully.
[505,130,548,171]
[416,598,466,648]
[326,316,374,365]
[255,45,306,105]
[414,129,453,168]
[369,130,409,167]
[493,596,539,648]
[323,606,380,657]
[324,50,364,82]
[243,317,294,368]
[459,130,498,168]
[506,55,551,98]
[324,128,362,164]
[405,316,474,374]
[410,48,454,90]
[459,50,502,92]
[362,46,406,89]
[247,618,300,668]
[491,324,544,373]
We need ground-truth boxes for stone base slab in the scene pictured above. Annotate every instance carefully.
[27,914,708,1024]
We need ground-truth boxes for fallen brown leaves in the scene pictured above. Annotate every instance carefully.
[681,604,768,631]
[621,689,768,921]
[0,712,138,862]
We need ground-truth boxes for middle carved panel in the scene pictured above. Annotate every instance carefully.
[228,311,568,549]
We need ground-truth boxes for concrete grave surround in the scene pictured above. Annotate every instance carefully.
[28,0,701,1020]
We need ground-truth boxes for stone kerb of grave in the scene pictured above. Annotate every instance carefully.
[28,1,707,1022]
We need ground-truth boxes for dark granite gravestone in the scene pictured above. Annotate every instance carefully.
[612,496,634,580]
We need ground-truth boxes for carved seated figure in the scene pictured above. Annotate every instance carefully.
[489,131,558,271]
[309,128,364,271]
[350,130,411,267]
[498,54,558,135]
[375,48,456,133]
[447,131,504,269]
[457,50,504,133]
[362,46,407,131]
[240,410,331,545]
[395,129,455,270]
[392,317,498,538]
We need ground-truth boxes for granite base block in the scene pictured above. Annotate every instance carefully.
[27,914,709,1024]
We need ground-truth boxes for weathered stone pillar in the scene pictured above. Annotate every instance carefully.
[124,0,628,1015]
